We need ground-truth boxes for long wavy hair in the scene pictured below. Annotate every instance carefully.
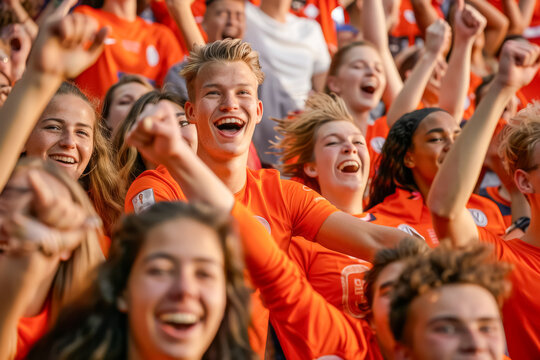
[50,82,124,235]
[28,201,254,360]
[112,90,186,200]
[368,108,445,209]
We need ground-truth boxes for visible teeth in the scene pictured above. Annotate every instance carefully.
[50,155,75,164]
[215,118,244,127]
[363,81,377,88]
[160,313,198,325]
[338,160,359,172]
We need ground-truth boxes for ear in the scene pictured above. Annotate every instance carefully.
[326,75,341,93]
[117,293,128,313]
[184,101,196,123]
[303,162,319,178]
[256,99,263,125]
[515,169,534,194]
[404,152,415,169]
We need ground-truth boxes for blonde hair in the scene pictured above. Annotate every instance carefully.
[14,158,104,322]
[274,92,355,192]
[499,101,540,176]
[180,39,265,101]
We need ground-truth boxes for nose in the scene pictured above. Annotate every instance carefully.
[168,267,198,299]
[219,92,239,112]
[342,141,358,154]
[459,327,486,354]
[59,130,76,149]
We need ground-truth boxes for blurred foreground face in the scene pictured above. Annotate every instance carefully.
[121,217,227,359]
[397,284,504,360]
[203,0,246,41]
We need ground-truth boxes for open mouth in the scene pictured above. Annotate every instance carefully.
[337,160,360,173]
[49,154,77,165]
[214,117,246,135]
[360,79,378,95]
[158,312,200,338]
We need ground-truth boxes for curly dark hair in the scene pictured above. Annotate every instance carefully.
[27,201,255,360]
[389,243,512,343]
[368,108,446,209]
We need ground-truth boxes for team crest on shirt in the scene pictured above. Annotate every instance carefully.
[132,188,155,214]
[370,137,385,154]
[254,216,271,234]
[146,45,159,67]
[397,224,425,241]
[468,209,488,227]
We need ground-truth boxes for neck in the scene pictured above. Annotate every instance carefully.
[259,0,291,23]
[521,200,540,247]
[351,109,370,136]
[412,173,431,202]
[197,150,248,194]
[102,0,137,21]
[322,187,364,215]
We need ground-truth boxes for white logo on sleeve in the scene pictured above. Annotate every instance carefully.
[146,45,159,67]
[315,356,344,360]
[397,224,425,241]
[132,188,155,214]
[254,216,271,234]
[370,137,386,154]
[468,209,488,227]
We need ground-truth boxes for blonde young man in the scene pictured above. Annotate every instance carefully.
[125,39,411,356]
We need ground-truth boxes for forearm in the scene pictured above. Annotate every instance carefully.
[469,0,508,56]
[386,51,438,127]
[7,2,38,39]
[167,1,205,50]
[519,0,536,27]
[503,0,527,34]
[439,40,473,122]
[428,82,516,219]
[410,0,439,36]
[0,70,62,191]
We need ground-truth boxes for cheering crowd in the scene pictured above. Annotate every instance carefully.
[1,0,540,359]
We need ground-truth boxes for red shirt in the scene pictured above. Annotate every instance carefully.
[16,303,50,360]
[479,229,540,360]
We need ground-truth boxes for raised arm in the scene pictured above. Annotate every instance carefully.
[427,40,540,247]
[0,12,107,191]
[361,0,403,105]
[165,0,205,51]
[386,19,451,127]
[468,0,508,56]
[410,0,441,37]
[440,2,486,122]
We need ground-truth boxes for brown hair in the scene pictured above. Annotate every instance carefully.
[389,243,512,343]
[28,201,254,360]
[499,101,540,176]
[181,39,264,101]
[274,92,356,193]
[52,82,124,235]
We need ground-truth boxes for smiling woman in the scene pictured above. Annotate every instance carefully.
[26,201,254,360]
[23,82,123,236]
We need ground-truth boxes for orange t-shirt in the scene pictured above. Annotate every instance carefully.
[74,5,183,100]
[479,186,512,228]
[16,303,50,360]
[232,201,383,359]
[125,165,339,356]
[478,228,540,360]
[368,188,507,247]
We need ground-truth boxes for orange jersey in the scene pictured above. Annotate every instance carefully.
[365,115,390,181]
[232,201,384,359]
[478,229,540,360]
[288,236,372,319]
[74,5,183,100]
[479,186,512,228]
[463,72,484,121]
[368,187,507,247]
[16,304,50,360]
[125,165,339,355]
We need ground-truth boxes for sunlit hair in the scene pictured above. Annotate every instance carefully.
[274,92,356,193]
[181,39,264,101]
[361,237,429,314]
[13,158,104,321]
[389,243,512,344]
[324,40,379,94]
[368,108,446,209]
[101,74,154,135]
[49,82,123,235]
[499,101,540,176]
[28,201,254,360]
[112,90,186,200]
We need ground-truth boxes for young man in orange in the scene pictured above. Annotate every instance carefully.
[125,39,410,356]
[428,40,540,360]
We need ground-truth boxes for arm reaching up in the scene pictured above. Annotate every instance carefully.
[428,40,540,247]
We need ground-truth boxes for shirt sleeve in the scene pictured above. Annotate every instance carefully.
[125,170,186,213]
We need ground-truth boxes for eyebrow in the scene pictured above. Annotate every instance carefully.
[143,252,223,266]
[378,280,396,292]
[322,132,363,139]
[424,127,461,136]
[202,83,254,88]
[427,316,499,325]
[42,118,93,130]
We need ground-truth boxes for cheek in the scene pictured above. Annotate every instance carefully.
[25,131,55,156]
